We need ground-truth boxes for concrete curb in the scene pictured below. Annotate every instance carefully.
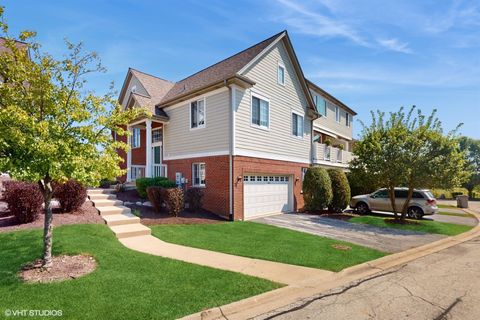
[181,208,480,320]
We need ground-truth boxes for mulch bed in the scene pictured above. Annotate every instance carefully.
[116,189,228,225]
[20,254,97,283]
[303,209,358,221]
[0,201,103,233]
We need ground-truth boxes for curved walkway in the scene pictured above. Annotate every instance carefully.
[87,188,332,285]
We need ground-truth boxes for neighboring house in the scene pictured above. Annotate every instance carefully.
[116,30,357,221]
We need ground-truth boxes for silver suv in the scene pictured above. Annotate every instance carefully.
[350,188,439,219]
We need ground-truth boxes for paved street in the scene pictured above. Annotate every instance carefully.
[254,213,445,253]
[260,204,480,320]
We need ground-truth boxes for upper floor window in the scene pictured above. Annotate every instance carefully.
[251,94,269,129]
[314,95,327,116]
[190,99,206,129]
[192,163,206,187]
[277,63,285,85]
[345,112,351,127]
[131,127,141,148]
[292,112,304,138]
[152,128,162,143]
[335,106,340,122]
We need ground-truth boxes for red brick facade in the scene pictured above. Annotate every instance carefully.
[164,156,230,218]
[232,156,308,220]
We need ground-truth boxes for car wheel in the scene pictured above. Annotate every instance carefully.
[356,202,370,215]
[407,206,424,220]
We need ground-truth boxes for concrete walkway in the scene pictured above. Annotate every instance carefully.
[87,188,332,285]
[254,213,445,253]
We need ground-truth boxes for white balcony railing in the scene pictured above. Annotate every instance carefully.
[153,164,168,178]
[313,143,353,166]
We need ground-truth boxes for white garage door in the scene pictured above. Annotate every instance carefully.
[243,174,293,220]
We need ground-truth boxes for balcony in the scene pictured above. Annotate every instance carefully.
[313,143,354,167]
[130,164,168,181]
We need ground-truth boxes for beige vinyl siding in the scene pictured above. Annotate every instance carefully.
[235,41,311,163]
[121,76,149,107]
[163,89,230,159]
[311,89,353,139]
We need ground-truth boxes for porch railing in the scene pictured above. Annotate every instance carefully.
[153,164,168,178]
[313,143,354,166]
[130,165,146,180]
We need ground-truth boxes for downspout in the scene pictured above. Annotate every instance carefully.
[228,81,236,220]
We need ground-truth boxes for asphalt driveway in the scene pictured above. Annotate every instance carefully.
[253,213,445,253]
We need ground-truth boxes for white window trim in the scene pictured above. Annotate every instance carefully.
[192,162,206,187]
[346,112,351,127]
[189,97,206,130]
[277,62,286,86]
[131,127,141,149]
[335,106,340,123]
[315,95,327,117]
[250,91,270,131]
[291,110,304,140]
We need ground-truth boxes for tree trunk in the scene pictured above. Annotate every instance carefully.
[388,187,398,220]
[401,187,415,221]
[39,175,54,268]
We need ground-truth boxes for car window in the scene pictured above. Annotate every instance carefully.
[394,190,408,198]
[373,190,389,198]
[412,192,424,199]
[425,191,435,199]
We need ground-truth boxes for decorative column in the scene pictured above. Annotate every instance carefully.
[145,119,152,178]
[126,124,132,182]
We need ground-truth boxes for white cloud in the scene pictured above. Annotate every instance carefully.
[377,38,413,54]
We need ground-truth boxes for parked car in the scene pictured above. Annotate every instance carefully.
[350,188,439,219]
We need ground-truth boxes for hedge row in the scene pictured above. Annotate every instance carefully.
[136,177,177,198]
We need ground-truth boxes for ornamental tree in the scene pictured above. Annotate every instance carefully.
[459,136,480,199]
[0,8,146,267]
[350,106,467,222]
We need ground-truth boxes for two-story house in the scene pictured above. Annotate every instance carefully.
[116,30,356,221]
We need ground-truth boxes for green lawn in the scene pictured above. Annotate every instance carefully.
[151,222,387,272]
[0,224,280,320]
[349,216,473,236]
[437,204,457,209]
[437,211,476,219]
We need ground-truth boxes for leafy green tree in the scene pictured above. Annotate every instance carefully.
[0,8,146,267]
[351,106,467,221]
[302,167,332,211]
[459,136,480,199]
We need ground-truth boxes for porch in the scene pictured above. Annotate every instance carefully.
[312,130,354,167]
[126,116,168,182]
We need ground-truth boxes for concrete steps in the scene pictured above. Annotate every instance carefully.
[110,223,151,238]
[87,188,151,239]
[91,199,123,207]
[103,213,140,226]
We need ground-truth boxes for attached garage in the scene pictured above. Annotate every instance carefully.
[243,174,293,220]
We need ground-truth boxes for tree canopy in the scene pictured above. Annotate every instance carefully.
[0,7,146,266]
[459,136,480,198]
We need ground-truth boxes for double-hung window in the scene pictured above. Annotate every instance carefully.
[292,112,304,138]
[131,128,141,148]
[192,163,206,187]
[345,112,351,127]
[251,94,269,129]
[277,63,285,85]
[335,106,340,122]
[190,99,205,129]
[314,95,327,116]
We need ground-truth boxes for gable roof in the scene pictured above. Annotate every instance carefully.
[306,79,357,116]
[158,30,285,105]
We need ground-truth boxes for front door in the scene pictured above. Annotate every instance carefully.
[152,145,162,177]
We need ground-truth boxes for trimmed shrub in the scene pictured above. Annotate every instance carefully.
[136,177,176,198]
[302,167,333,211]
[53,180,87,213]
[185,188,204,212]
[161,187,184,217]
[327,169,351,212]
[146,186,163,213]
[3,181,43,223]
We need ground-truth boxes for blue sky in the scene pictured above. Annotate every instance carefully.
[4,0,480,138]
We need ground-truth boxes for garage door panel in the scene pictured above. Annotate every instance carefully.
[244,174,293,219]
